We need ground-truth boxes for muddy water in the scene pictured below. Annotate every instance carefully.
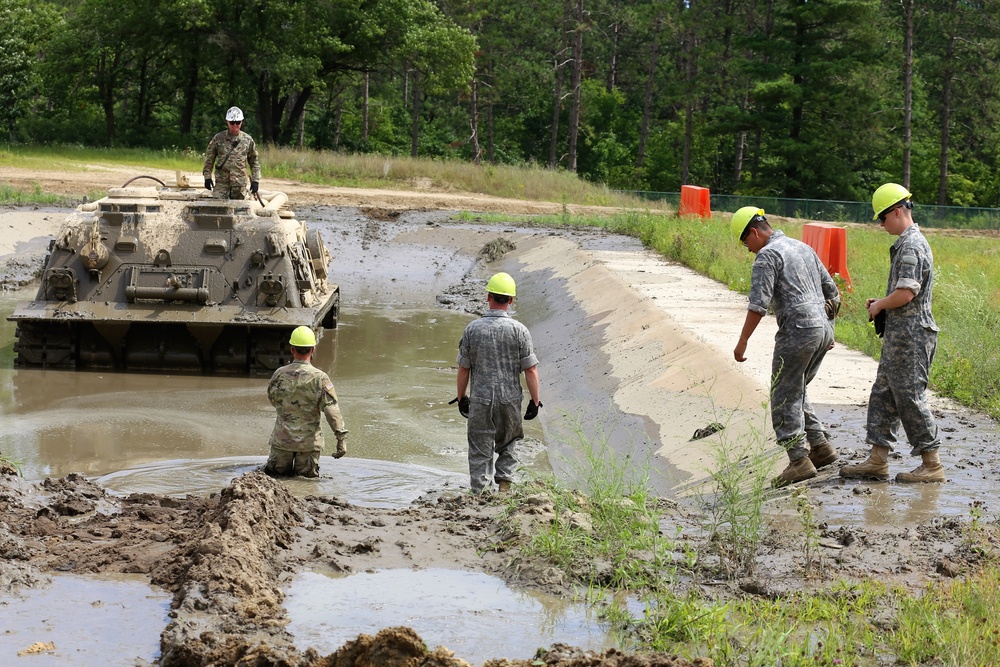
[285,569,620,662]
[0,301,516,494]
[0,574,170,666]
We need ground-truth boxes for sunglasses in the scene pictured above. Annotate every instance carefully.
[228,120,242,125]
[877,207,896,223]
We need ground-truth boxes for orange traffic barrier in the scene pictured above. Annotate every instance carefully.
[802,223,852,290]
[679,185,711,218]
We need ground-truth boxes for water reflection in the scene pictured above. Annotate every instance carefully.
[285,569,617,662]
[0,574,169,667]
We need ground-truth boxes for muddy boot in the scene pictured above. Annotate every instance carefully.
[334,437,347,459]
[896,450,946,483]
[771,456,817,489]
[498,480,511,493]
[808,438,839,470]
[839,445,890,481]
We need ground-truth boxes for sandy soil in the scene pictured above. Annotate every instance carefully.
[1,167,998,666]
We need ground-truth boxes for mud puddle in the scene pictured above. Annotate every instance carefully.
[0,573,170,666]
[95,456,466,507]
[284,568,622,662]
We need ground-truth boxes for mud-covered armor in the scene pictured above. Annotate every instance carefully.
[8,176,339,374]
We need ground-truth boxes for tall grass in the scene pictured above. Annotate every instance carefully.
[0,143,669,209]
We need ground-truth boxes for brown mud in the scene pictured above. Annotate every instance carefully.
[1,166,998,665]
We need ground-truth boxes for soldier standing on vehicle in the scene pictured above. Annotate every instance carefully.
[265,326,347,478]
[730,207,841,488]
[841,184,945,483]
[203,106,261,200]
[454,272,541,494]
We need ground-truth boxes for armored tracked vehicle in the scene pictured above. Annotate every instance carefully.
[8,176,339,374]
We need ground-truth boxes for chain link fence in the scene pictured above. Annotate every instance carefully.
[617,191,1000,230]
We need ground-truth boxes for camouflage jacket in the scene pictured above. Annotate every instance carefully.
[268,360,347,452]
[885,224,939,332]
[457,310,538,405]
[202,130,261,184]
[748,230,840,330]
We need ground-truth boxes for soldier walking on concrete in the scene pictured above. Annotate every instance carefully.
[841,184,945,483]
[265,326,347,478]
[730,207,841,488]
[454,272,541,494]
[203,106,261,200]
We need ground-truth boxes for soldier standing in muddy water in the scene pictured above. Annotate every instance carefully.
[730,207,841,489]
[841,183,945,483]
[454,272,541,494]
[265,326,348,478]
[203,106,261,200]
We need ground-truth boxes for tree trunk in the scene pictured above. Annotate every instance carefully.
[607,20,619,93]
[96,51,117,145]
[548,0,571,169]
[362,71,370,143]
[566,0,585,172]
[469,75,481,164]
[180,52,199,136]
[279,88,312,145]
[637,14,662,169]
[902,0,914,189]
[937,0,958,205]
[410,72,421,157]
[333,97,343,149]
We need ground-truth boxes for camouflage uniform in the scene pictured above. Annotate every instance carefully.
[457,310,539,493]
[202,130,261,200]
[748,230,839,460]
[266,359,347,477]
[866,224,940,455]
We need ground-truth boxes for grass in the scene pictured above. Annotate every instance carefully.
[506,417,1000,666]
[0,143,669,210]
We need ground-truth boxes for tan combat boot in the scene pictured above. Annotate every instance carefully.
[896,450,946,483]
[808,438,839,470]
[498,480,511,493]
[771,456,817,489]
[839,445,890,481]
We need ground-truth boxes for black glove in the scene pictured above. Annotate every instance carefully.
[524,400,542,420]
[250,181,259,194]
[871,310,886,338]
[449,396,470,419]
[204,178,213,190]
[824,298,840,320]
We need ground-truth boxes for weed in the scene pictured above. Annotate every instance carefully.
[792,487,824,578]
[699,409,777,580]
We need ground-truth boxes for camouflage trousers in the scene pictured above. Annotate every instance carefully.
[771,322,834,460]
[466,398,522,493]
[212,174,249,200]
[866,324,939,455]
[264,446,320,478]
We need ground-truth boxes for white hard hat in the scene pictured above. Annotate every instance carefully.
[225,106,244,122]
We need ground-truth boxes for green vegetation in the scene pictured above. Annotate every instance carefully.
[4,0,1000,206]
[511,420,1000,666]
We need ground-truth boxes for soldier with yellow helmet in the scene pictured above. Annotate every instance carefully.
[264,326,348,478]
[730,206,841,488]
[841,184,945,483]
[454,272,541,493]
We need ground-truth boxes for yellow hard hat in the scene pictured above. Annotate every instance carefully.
[486,272,516,297]
[872,183,911,220]
[730,207,765,241]
[289,326,317,347]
